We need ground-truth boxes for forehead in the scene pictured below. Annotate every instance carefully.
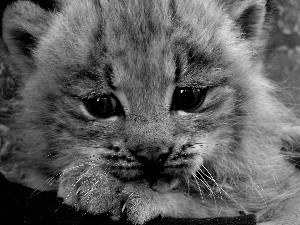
[42,0,226,90]
[96,0,177,88]
[99,1,223,81]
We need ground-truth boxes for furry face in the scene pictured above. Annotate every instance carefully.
[1,0,300,224]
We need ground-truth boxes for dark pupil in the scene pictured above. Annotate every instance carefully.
[178,89,196,108]
[172,87,206,112]
[84,94,119,118]
[97,96,114,115]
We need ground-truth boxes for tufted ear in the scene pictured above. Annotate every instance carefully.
[2,1,52,74]
[221,0,274,49]
[281,126,300,170]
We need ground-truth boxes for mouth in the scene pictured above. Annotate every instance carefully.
[151,178,180,193]
[111,167,181,193]
[58,161,184,222]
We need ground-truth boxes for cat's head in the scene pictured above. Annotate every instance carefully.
[2,0,282,195]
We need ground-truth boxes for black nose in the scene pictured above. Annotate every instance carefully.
[130,146,170,167]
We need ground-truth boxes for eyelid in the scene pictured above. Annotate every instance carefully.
[79,92,108,100]
[176,74,228,89]
[79,102,119,122]
[177,84,209,89]
[175,81,211,91]
[79,103,96,120]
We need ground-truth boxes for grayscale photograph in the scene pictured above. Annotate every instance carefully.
[0,1,299,225]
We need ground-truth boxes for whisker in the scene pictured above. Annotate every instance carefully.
[196,169,230,208]
[201,165,247,212]
[184,174,191,196]
[192,174,204,199]
[193,172,221,214]
[29,173,60,199]
[194,172,217,206]
[194,172,213,196]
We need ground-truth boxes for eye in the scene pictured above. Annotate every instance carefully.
[171,87,207,112]
[82,94,123,118]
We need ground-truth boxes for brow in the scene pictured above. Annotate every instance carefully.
[59,63,115,98]
[173,39,216,83]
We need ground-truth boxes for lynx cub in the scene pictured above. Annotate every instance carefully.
[1,0,300,224]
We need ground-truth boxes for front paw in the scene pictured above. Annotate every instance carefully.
[121,183,161,224]
[58,163,162,224]
[58,162,124,218]
[121,184,192,225]
[58,163,186,224]
[0,124,12,161]
[0,124,19,181]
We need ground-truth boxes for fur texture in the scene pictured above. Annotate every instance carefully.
[1,0,300,224]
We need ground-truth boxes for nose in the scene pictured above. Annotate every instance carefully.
[130,145,170,167]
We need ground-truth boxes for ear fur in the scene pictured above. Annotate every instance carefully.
[220,0,274,49]
[1,2,55,190]
[2,1,52,74]
[281,126,300,170]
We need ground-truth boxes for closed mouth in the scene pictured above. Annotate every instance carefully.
[110,166,181,192]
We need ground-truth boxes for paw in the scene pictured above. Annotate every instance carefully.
[58,162,124,217]
[125,200,161,225]
[0,124,12,160]
[58,162,195,225]
[121,184,160,224]
[0,124,17,178]
[58,164,162,224]
[0,124,28,185]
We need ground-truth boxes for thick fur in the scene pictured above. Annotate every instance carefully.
[1,0,300,224]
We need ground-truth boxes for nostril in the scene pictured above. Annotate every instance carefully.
[131,146,170,166]
[136,154,150,166]
[157,152,169,164]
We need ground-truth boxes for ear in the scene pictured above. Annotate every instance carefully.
[2,1,52,74]
[281,126,300,169]
[222,0,273,48]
